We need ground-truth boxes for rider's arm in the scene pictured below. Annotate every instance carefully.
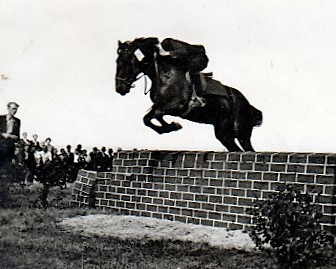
[161,38,189,58]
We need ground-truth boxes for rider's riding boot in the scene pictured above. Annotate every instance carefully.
[190,73,206,107]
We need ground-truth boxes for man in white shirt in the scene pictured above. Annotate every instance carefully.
[40,145,52,164]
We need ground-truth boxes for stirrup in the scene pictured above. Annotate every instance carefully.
[193,96,206,107]
[182,97,206,116]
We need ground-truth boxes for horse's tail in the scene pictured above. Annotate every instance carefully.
[250,105,263,127]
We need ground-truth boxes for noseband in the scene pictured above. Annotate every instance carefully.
[116,48,139,87]
[115,76,135,87]
[116,47,153,93]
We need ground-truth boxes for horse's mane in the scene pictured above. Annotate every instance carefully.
[130,37,159,59]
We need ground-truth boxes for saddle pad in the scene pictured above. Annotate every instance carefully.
[184,72,233,97]
[202,76,233,97]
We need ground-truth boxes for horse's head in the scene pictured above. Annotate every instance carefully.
[115,40,139,95]
[115,38,159,95]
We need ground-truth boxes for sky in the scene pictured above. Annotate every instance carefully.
[1,0,336,152]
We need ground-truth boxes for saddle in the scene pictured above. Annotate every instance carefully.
[185,72,212,92]
[185,72,228,97]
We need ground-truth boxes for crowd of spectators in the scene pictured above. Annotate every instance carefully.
[14,132,114,185]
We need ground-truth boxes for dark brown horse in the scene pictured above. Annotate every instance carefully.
[115,38,262,151]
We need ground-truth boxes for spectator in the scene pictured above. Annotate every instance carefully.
[15,143,25,165]
[10,133,116,185]
[77,149,86,168]
[74,148,80,164]
[108,148,114,157]
[75,144,83,154]
[51,147,58,160]
[40,145,52,164]
[82,149,91,169]
[0,102,21,167]
[23,143,30,161]
[17,132,31,163]
[34,146,42,167]
[25,144,38,184]
[20,132,31,146]
[65,145,74,164]
[65,145,78,181]
[98,147,110,172]
[44,137,54,153]
[108,148,114,171]
[90,147,100,171]
[31,134,41,151]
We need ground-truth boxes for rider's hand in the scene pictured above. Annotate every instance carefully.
[156,44,170,56]
[159,49,170,56]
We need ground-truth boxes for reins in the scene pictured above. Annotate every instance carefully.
[116,73,147,92]
[131,73,149,95]
[143,75,150,95]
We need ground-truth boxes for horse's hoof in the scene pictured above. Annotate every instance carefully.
[171,122,182,130]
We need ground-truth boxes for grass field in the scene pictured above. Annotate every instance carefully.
[0,182,334,269]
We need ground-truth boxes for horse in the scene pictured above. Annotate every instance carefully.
[115,38,262,152]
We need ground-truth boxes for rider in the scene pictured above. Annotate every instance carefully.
[156,38,209,107]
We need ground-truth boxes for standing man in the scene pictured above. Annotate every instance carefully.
[0,102,21,167]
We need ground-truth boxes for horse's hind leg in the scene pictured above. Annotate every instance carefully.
[237,127,255,152]
[214,124,243,152]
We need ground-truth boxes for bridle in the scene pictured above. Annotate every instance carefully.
[116,46,155,94]
[115,47,139,87]
[115,76,135,87]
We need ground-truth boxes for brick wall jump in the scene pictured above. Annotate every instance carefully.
[71,151,336,232]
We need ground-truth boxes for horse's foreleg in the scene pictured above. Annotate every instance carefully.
[143,108,165,134]
[143,108,182,134]
[156,116,182,133]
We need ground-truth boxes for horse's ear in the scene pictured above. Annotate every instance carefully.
[118,40,122,46]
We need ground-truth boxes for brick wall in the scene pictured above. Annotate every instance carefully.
[71,151,336,232]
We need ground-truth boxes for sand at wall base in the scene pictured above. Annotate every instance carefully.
[60,214,256,251]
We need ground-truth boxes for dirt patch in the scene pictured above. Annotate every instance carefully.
[60,214,256,251]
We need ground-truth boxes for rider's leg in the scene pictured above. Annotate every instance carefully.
[190,72,203,97]
[189,72,206,107]
[189,56,208,107]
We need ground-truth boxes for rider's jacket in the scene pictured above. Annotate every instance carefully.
[161,38,206,59]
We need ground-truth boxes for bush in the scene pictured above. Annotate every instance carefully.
[0,161,72,209]
[0,163,24,208]
[250,184,335,269]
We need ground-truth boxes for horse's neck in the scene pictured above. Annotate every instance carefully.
[145,59,185,86]
[146,61,190,104]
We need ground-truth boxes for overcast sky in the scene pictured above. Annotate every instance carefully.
[1,0,336,152]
